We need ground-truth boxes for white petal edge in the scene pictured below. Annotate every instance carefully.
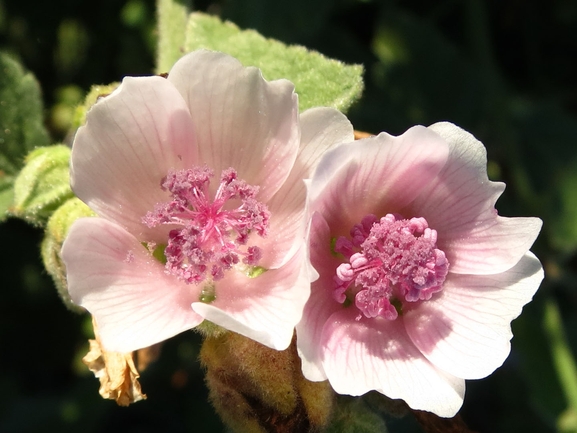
[62,217,203,352]
[404,252,544,379]
[406,122,542,274]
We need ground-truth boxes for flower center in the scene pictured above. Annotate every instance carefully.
[333,214,448,320]
[143,166,270,284]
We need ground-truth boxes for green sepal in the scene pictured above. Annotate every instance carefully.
[0,52,50,220]
[195,319,228,339]
[185,13,364,113]
[71,82,119,131]
[12,145,74,226]
[41,197,95,312]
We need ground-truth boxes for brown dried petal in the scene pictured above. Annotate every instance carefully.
[82,319,146,406]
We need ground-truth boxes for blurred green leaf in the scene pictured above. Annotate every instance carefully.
[512,297,566,423]
[324,396,388,433]
[367,9,491,131]
[0,173,13,216]
[185,12,364,113]
[54,19,89,79]
[122,0,148,28]
[544,299,577,431]
[0,52,50,220]
[511,103,577,252]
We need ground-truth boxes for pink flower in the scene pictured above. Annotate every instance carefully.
[296,122,544,417]
[61,50,354,352]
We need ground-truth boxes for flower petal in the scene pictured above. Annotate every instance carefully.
[259,108,355,269]
[297,212,344,381]
[168,50,299,202]
[297,107,355,177]
[406,122,542,274]
[404,252,543,379]
[310,126,449,237]
[71,76,198,242]
[62,217,203,352]
[321,308,465,417]
[192,246,311,350]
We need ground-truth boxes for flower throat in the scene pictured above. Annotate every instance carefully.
[333,214,449,320]
[143,166,270,284]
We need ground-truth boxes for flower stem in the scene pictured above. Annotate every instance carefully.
[156,0,192,74]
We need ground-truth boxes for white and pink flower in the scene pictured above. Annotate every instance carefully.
[296,122,544,417]
[61,50,354,353]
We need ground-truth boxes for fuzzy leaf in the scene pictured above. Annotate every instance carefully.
[0,174,14,217]
[156,0,192,73]
[13,145,74,225]
[0,52,50,220]
[185,12,363,113]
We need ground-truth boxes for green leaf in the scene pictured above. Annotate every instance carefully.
[512,297,566,422]
[511,103,577,252]
[185,12,364,113]
[544,299,577,419]
[0,173,14,217]
[0,52,50,220]
[156,0,192,73]
[12,145,74,225]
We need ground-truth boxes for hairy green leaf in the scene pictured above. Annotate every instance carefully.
[0,52,50,220]
[185,12,363,113]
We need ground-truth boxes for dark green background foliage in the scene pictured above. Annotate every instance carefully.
[1,0,576,432]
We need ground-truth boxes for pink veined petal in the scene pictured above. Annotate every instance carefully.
[321,308,465,417]
[297,212,344,381]
[62,217,203,352]
[192,246,312,351]
[442,215,542,275]
[404,252,544,380]
[405,122,542,274]
[168,50,299,203]
[309,126,450,237]
[259,108,355,269]
[71,76,198,243]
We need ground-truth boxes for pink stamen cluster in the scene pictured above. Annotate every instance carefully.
[334,214,449,320]
[143,166,270,284]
